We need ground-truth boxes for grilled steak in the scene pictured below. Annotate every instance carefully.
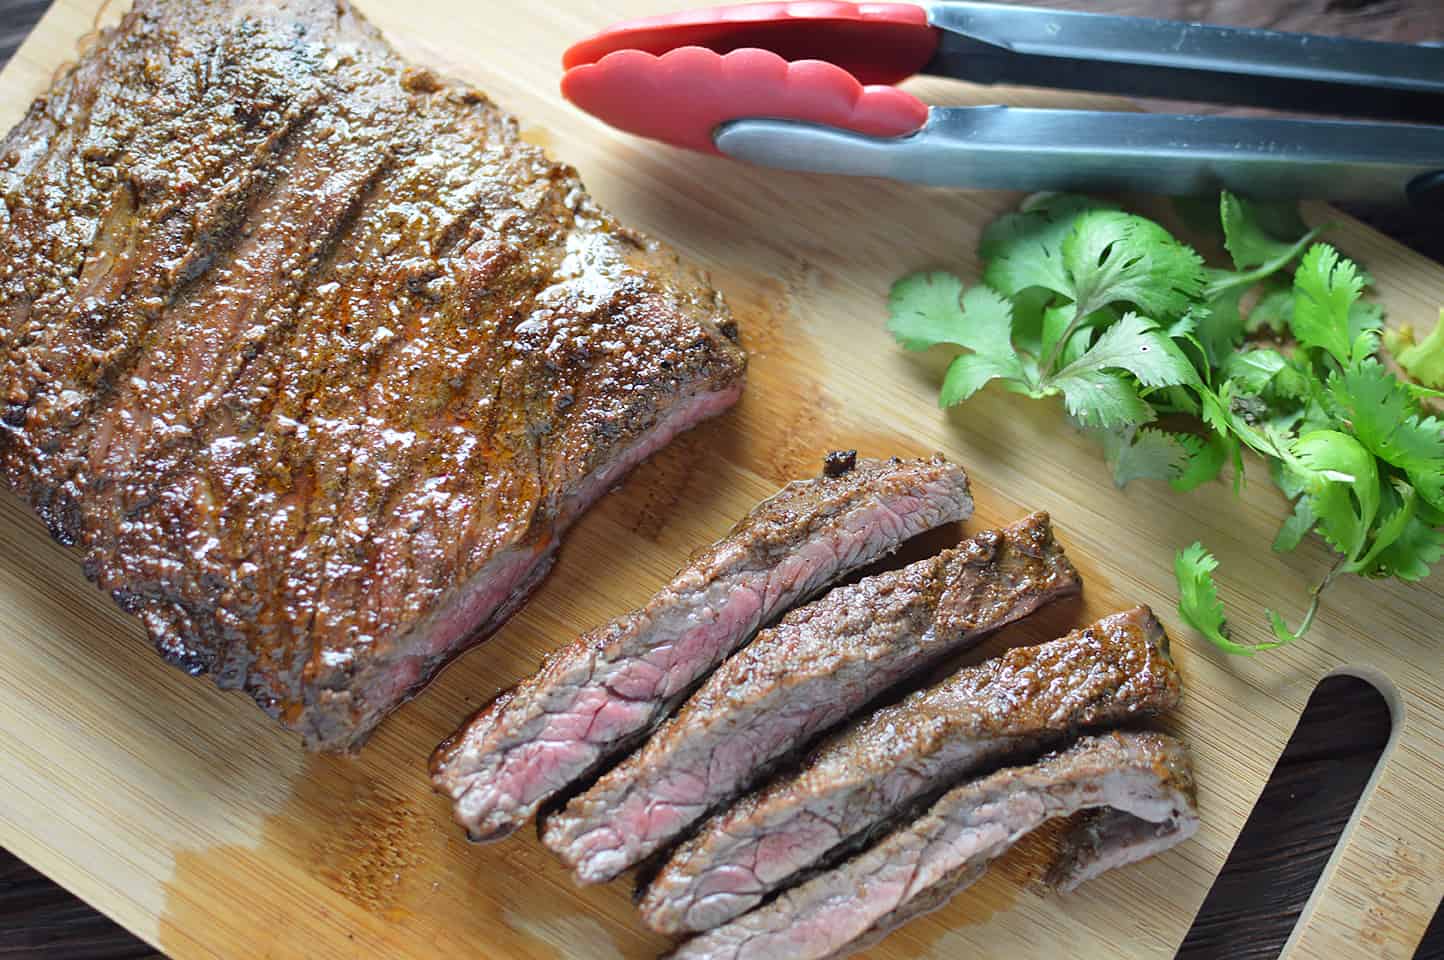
[1047,804,1199,892]
[0,0,747,750]
[640,605,1180,934]
[543,512,1079,883]
[432,456,972,841]
[669,732,1198,960]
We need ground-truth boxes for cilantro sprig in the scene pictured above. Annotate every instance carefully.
[888,191,1444,654]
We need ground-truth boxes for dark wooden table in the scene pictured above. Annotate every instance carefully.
[0,2,1441,958]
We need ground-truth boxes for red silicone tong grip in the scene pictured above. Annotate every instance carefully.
[562,46,930,155]
[563,2,939,87]
[561,3,936,154]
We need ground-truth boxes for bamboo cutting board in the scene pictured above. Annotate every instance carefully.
[1,1,1442,958]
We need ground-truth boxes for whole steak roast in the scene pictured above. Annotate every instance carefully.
[0,0,746,750]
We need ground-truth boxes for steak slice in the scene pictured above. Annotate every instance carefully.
[431,455,973,841]
[1047,804,1199,892]
[542,511,1079,883]
[640,605,1180,934]
[0,0,747,750]
[669,731,1199,960]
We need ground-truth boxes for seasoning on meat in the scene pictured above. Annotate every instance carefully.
[542,512,1079,884]
[431,456,973,841]
[821,449,856,477]
[668,731,1198,960]
[640,605,1181,934]
[0,0,746,750]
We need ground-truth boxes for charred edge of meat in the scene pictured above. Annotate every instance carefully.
[542,508,1062,883]
[436,457,971,840]
[638,606,1178,935]
[822,450,856,478]
[831,861,991,960]
[667,732,1196,960]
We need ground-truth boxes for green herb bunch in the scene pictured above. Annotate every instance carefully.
[887,192,1444,652]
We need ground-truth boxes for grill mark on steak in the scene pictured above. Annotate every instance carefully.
[2,1,341,542]
[80,77,408,679]
[195,100,508,691]
[430,456,973,842]
[543,512,1080,885]
[0,0,747,749]
[75,12,420,687]
[669,732,1198,960]
[640,605,1181,934]
[226,84,533,713]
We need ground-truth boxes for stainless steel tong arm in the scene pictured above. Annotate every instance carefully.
[920,1,1444,123]
[715,108,1444,206]
[715,3,1444,205]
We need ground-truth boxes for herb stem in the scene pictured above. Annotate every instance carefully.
[1291,556,1346,641]
[1039,302,1087,379]
[1205,227,1323,300]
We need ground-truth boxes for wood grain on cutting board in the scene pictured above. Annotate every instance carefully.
[0,1,1440,958]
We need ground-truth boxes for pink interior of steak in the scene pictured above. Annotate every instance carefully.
[670,733,1197,960]
[0,0,747,750]
[434,460,971,841]
[307,382,744,750]
[542,516,1077,885]
[642,606,1178,933]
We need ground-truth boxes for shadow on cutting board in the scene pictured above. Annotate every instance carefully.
[2,676,1422,959]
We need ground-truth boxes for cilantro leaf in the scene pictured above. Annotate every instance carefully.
[1102,426,1193,487]
[1061,211,1207,317]
[1201,192,1318,362]
[1273,496,1317,553]
[1352,481,1420,576]
[1291,244,1365,366]
[1265,610,1304,649]
[1372,499,1444,581]
[1225,348,1288,394]
[1174,542,1231,648]
[1052,312,1200,390]
[1176,542,1298,653]
[1393,310,1444,388]
[940,352,1021,406]
[1349,299,1385,343]
[886,272,968,350]
[1220,192,1307,270]
[1194,282,1247,367]
[888,277,1031,405]
[1054,370,1154,430]
[1005,285,1053,360]
[1224,349,1311,407]
[1040,302,1076,368]
[1047,313,1199,430]
[1330,357,1444,510]
[1293,429,1380,559]
[1172,431,1230,492]
[1175,542,1279,655]
[1246,284,1294,335]
[980,194,1111,299]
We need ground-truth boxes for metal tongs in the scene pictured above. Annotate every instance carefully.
[560,1,1444,206]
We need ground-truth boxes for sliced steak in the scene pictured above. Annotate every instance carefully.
[542,512,1078,883]
[0,0,747,750]
[669,731,1199,960]
[641,605,1180,934]
[1047,804,1198,892]
[432,456,973,841]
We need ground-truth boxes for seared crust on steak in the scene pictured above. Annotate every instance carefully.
[431,457,973,841]
[542,512,1078,884]
[0,0,746,750]
[641,606,1180,934]
[669,732,1198,960]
